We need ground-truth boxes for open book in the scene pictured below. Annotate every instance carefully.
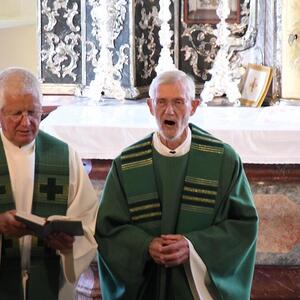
[15,211,84,238]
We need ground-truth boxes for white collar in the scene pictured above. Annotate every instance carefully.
[0,130,35,155]
[152,127,191,157]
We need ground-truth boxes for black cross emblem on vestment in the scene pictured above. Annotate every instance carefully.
[39,178,63,201]
[0,185,6,194]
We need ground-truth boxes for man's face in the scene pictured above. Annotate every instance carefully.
[147,81,199,149]
[0,88,42,147]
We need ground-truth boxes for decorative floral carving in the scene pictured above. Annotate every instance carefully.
[87,0,128,101]
[89,0,127,43]
[156,0,176,73]
[86,41,99,67]
[41,32,81,81]
[41,0,59,32]
[136,2,160,79]
[201,0,242,105]
[114,44,130,81]
[181,23,217,79]
[64,2,80,32]
[40,0,81,82]
[180,0,252,81]
[114,0,128,40]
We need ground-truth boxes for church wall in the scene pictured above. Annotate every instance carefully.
[0,0,37,75]
[0,25,37,75]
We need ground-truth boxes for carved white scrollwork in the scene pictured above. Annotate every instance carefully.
[201,0,242,105]
[181,23,217,79]
[86,41,99,67]
[156,0,176,74]
[181,0,254,81]
[41,0,81,81]
[136,2,159,79]
[41,32,81,81]
[41,0,59,32]
[228,0,257,52]
[64,2,80,32]
[114,0,128,40]
[87,0,128,101]
[114,44,130,81]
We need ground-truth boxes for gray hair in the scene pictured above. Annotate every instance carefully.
[148,70,195,101]
[0,67,42,109]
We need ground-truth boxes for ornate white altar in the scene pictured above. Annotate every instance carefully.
[40,99,300,164]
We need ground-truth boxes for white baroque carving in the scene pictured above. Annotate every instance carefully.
[53,0,69,11]
[41,32,81,80]
[64,2,80,32]
[86,41,99,67]
[228,0,257,52]
[114,0,128,40]
[42,0,80,33]
[156,0,176,74]
[114,44,130,81]
[136,3,159,79]
[181,0,253,81]
[41,0,81,82]
[201,0,241,105]
[41,0,59,32]
[87,0,128,101]
[181,23,217,79]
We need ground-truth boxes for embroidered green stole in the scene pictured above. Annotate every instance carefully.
[0,131,69,300]
[120,123,225,234]
[120,124,225,299]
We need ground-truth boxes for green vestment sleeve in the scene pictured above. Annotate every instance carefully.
[185,144,258,300]
[96,160,154,300]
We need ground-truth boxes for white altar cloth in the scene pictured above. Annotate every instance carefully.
[40,102,300,164]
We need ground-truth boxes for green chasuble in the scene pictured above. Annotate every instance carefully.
[96,123,258,300]
[0,131,69,300]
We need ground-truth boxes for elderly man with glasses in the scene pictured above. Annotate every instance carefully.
[0,67,99,300]
[96,69,258,300]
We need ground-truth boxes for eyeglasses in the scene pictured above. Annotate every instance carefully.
[2,110,43,122]
[155,98,187,109]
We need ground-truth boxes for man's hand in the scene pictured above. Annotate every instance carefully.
[149,234,189,267]
[0,210,32,237]
[149,237,165,265]
[44,232,75,253]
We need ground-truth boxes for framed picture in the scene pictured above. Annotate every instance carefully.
[240,64,273,107]
[184,0,240,24]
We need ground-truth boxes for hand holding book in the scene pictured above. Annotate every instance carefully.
[15,211,84,238]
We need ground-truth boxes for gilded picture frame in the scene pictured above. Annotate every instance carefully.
[184,0,241,24]
[240,64,273,107]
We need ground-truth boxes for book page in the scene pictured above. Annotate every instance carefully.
[16,211,46,226]
[47,215,80,222]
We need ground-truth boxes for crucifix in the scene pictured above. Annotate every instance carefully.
[249,77,258,92]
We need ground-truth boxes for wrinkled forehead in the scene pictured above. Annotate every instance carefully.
[155,80,188,97]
